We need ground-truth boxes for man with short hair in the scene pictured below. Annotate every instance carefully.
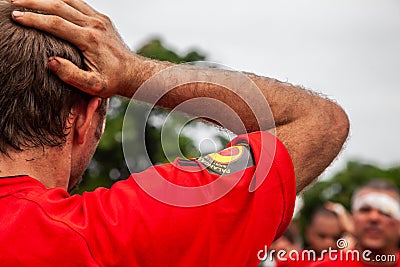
[313,180,400,267]
[0,1,108,193]
[0,0,349,266]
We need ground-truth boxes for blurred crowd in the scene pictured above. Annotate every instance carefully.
[259,179,400,267]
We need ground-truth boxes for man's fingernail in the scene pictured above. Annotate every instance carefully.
[48,57,60,72]
[12,11,24,18]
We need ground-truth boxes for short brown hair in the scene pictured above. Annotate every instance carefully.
[0,1,94,155]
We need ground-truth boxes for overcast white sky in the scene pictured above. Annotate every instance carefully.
[87,0,400,176]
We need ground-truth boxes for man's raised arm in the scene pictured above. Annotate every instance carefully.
[11,0,349,192]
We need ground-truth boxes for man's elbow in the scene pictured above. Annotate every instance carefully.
[324,101,350,150]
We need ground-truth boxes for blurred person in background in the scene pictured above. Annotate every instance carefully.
[259,205,346,267]
[268,207,343,267]
[259,222,302,267]
[325,201,356,251]
[305,207,343,257]
[314,179,400,267]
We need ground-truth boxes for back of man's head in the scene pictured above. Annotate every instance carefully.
[0,0,92,155]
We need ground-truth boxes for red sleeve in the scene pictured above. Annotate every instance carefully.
[53,131,296,266]
[227,131,296,239]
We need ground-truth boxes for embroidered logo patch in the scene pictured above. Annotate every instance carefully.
[197,144,254,175]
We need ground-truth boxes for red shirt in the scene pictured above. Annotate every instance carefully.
[0,131,295,266]
[275,254,314,267]
[313,260,400,267]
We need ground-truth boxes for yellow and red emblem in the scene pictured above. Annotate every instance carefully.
[196,145,252,175]
[206,146,244,165]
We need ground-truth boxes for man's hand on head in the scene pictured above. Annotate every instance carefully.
[10,0,350,193]
[11,0,137,98]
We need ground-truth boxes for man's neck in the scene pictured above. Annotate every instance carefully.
[0,146,71,190]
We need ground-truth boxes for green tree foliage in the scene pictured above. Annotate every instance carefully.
[136,38,206,63]
[298,161,400,238]
[75,38,226,194]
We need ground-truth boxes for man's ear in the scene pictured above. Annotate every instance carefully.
[73,97,102,145]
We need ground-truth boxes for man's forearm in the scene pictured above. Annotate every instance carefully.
[124,55,318,134]
[11,0,349,192]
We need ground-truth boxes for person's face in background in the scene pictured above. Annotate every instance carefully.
[306,214,342,255]
[352,189,400,253]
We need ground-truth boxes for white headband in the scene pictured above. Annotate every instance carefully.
[352,192,400,220]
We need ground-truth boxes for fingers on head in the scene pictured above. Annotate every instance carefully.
[12,0,96,16]
[49,57,104,96]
